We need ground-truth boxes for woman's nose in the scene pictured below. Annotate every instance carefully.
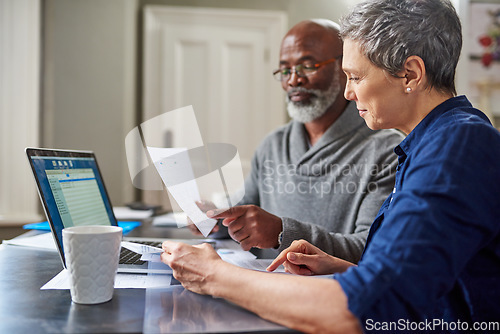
[344,81,355,101]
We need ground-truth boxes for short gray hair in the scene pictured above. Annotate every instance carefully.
[340,0,461,95]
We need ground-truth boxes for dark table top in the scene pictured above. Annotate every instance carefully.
[0,222,289,334]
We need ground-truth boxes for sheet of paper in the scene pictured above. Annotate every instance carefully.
[147,147,217,237]
[151,212,186,227]
[141,253,162,262]
[113,206,153,220]
[121,241,163,254]
[217,248,256,261]
[41,269,173,290]
[246,259,286,273]
[2,232,57,251]
[217,250,285,272]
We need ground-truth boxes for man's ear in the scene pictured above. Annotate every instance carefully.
[402,56,426,92]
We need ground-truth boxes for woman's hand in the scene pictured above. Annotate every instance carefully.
[267,239,355,275]
[161,241,224,295]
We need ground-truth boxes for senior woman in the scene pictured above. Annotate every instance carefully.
[161,0,500,332]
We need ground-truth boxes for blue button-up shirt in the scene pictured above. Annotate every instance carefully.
[336,96,500,332]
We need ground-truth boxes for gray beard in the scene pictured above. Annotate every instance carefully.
[286,71,341,123]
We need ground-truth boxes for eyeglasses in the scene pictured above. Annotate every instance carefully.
[272,56,342,81]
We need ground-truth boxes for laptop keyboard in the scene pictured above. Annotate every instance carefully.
[119,241,163,265]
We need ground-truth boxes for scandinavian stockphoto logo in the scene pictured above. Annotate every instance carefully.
[260,160,388,198]
[124,106,245,236]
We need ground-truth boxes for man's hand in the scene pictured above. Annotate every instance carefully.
[267,239,355,275]
[207,205,283,251]
[161,241,224,295]
[187,200,219,236]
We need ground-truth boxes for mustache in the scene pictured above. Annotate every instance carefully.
[287,87,319,99]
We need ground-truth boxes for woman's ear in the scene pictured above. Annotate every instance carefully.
[402,56,426,93]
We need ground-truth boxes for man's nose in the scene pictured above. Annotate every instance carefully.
[286,70,305,87]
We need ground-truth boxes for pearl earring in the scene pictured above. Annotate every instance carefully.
[406,87,412,93]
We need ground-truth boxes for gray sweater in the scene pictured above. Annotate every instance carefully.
[240,102,405,263]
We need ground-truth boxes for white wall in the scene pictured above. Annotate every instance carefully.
[0,0,42,224]
[43,0,138,207]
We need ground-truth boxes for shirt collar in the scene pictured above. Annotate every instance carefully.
[394,95,472,160]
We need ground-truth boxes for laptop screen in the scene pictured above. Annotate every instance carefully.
[26,148,117,262]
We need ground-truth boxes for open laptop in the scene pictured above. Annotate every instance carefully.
[25,147,177,274]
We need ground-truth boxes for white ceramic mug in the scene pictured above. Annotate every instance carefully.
[62,225,122,304]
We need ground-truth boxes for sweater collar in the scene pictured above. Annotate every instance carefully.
[289,102,366,163]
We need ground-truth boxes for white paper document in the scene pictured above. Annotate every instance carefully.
[121,241,163,254]
[2,232,57,251]
[218,250,285,273]
[141,253,162,262]
[147,147,217,237]
[151,212,186,227]
[41,269,173,290]
[113,206,153,220]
